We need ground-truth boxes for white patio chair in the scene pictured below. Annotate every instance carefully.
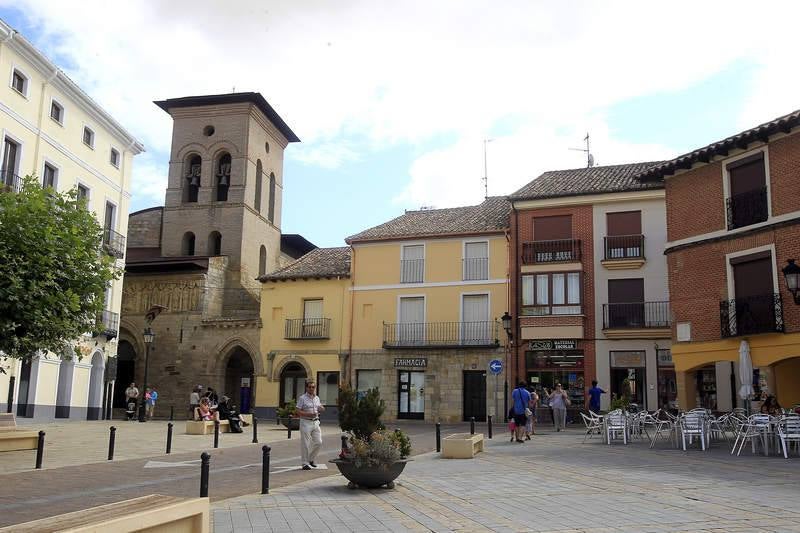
[733,414,772,456]
[580,412,602,443]
[680,412,708,451]
[649,412,677,449]
[777,415,800,459]
[708,413,730,443]
[605,409,627,445]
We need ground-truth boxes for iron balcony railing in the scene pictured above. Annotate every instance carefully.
[602,301,670,329]
[720,293,784,338]
[383,320,499,349]
[0,170,21,192]
[102,227,126,259]
[462,257,489,281]
[522,239,581,264]
[285,318,331,339]
[95,310,119,339]
[604,234,644,260]
[726,186,768,230]
[400,259,424,283]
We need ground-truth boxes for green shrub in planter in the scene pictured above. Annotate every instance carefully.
[276,399,296,419]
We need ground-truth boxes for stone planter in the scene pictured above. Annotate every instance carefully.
[329,458,410,489]
[278,417,299,431]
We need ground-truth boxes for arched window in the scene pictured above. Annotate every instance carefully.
[259,245,267,277]
[254,160,263,214]
[208,231,222,256]
[268,172,276,223]
[215,153,231,202]
[184,154,201,203]
[182,232,195,256]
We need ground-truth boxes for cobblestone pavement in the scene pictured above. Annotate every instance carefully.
[213,429,800,532]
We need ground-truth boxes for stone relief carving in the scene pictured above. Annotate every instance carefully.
[122,280,202,313]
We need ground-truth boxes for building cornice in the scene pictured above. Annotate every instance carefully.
[511,189,664,210]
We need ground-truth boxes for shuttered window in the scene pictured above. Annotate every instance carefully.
[607,211,641,236]
[533,215,572,240]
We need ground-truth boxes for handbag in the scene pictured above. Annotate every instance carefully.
[524,407,533,417]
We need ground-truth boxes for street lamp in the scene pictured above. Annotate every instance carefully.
[501,312,513,420]
[783,259,800,305]
[138,327,155,422]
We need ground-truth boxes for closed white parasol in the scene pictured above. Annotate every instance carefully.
[738,340,754,401]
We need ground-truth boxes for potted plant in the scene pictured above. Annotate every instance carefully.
[330,386,411,489]
[276,399,299,431]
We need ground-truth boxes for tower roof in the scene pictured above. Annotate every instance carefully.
[154,92,300,143]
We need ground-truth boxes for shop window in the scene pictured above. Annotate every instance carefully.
[609,351,646,409]
[657,349,677,410]
[696,366,717,410]
[316,371,339,406]
[356,369,382,400]
[521,272,581,315]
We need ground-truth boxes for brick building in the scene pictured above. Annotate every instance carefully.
[637,109,800,411]
[508,163,673,416]
[118,93,313,416]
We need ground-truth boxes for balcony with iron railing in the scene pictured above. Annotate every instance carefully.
[602,302,671,338]
[383,320,499,349]
[94,309,119,339]
[726,186,768,230]
[284,318,331,340]
[102,227,126,259]
[0,170,21,193]
[720,293,784,338]
[462,257,489,281]
[603,234,645,261]
[400,259,424,283]
[522,239,581,264]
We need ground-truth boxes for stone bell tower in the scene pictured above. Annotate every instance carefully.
[155,93,300,288]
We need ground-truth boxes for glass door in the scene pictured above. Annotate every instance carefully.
[398,370,425,419]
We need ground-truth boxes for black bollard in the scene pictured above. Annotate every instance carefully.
[435,422,441,453]
[261,445,271,494]
[214,420,220,449]
[169,406,174,422]
[252,416,258,444]
[35,430,45,469]
[470,417,475,435]
[166,422,174,454]
[200,452,210,497]
[340,434,349,454]
[287,422,292,440]
[108,426,116,460]
[488,415,493,439]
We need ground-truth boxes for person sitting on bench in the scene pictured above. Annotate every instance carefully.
[196,398,218,422]
[217,396,243,433]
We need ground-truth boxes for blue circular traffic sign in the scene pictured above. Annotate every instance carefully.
[488,359,503,375]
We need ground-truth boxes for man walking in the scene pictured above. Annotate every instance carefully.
[511,381,531,443]
[588,380,606,414]
[296,380,324,470]
[145,387,158,419]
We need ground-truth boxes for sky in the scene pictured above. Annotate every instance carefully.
[1,1,798,248]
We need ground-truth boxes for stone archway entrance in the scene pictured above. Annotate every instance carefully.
[225,347,254,413]
[279,362,307,407]
[114,340,136,408]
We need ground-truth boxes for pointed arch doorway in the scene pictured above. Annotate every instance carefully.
[279,362,307,407]
[225,347,254,413]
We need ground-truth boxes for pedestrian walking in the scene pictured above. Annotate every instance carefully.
[549,383,570,431]
[125,382,139,421]
[145,387,158,419]
[189,386,201,420]
[587,380,606,414]
[511,381,531,443]
[525,387,539,439]
[295,380,324,470]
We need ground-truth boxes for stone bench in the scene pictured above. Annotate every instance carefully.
[441,433,485,459]
[0,494,209,532]
[185,419,229,435]
[0,413,39,452]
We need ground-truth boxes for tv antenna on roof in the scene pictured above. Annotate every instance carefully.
[569,133,594,168]
[483,138,493,199]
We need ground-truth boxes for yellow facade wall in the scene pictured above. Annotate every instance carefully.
[774,357,800,408]
[71,363,92,408]
[34,359,60,407]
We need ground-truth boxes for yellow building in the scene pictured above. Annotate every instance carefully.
[256,247,352,418]
[346,197,510,423]
[0,19,144,419]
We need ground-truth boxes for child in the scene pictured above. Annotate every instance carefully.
[508,407,516,442]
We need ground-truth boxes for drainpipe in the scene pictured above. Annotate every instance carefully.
[346,245,356,386]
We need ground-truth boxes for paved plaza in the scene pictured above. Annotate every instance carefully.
[213,428,800,533]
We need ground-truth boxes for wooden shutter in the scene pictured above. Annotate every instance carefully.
[728,153,766,196]
[732,253,773,298]
[608,279,644,303]
[606,211,641,236]
[533,215,571,240]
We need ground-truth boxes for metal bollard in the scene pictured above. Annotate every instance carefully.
[108,426,116,460]
[287,422,292,439]
[252,416,258,444]
[200,452,210,497]
[214,420,220,449]
[435,422,441,453]
[261,445,271,494]
[488,415,493,439]
[35,430,45,469]
[340,434,349,454]
[166,422,174,454]
[170,406,174,422]
[470,417,475,435]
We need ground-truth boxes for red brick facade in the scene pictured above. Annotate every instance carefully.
[509,205,596,390]
[666,161,725,242]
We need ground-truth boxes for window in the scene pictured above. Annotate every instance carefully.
[316,371,339,405]
[215,153,231,201]
[184,155,201,203]
[521,272,581,315]
[42,163,57,189]
[302,299,324,338]
[725,250,778,337]
[463,241,489,280]
[11,69,27,95]
[534,215,572,240]
[267,172,276,223]
[401,244,424,283]
[461,294,490,344]
[398,296,425,344]
[182,232,195,256]
[110,148,120,168]
[605,211,643,259]
[606,278,645,328]
[50,100,64,124]
[726,151,768,230]
[2,137,20,187]
[356,370,382,399]
[255,160,263,213]
[82,126,95,148]
[526,215,579,263]
[208,231,222,255]
[258,245,267,277]
[76,183,89,202]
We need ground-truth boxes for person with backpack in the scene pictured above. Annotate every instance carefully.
[511,381,531,443]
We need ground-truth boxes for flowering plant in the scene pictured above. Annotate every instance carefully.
[340,429,411,468]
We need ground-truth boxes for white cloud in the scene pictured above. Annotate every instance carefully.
[3,0,799,211]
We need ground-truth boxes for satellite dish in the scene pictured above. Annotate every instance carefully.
[588,153,595,168]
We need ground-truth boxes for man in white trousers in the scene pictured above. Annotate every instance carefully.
[295,380,324,470]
